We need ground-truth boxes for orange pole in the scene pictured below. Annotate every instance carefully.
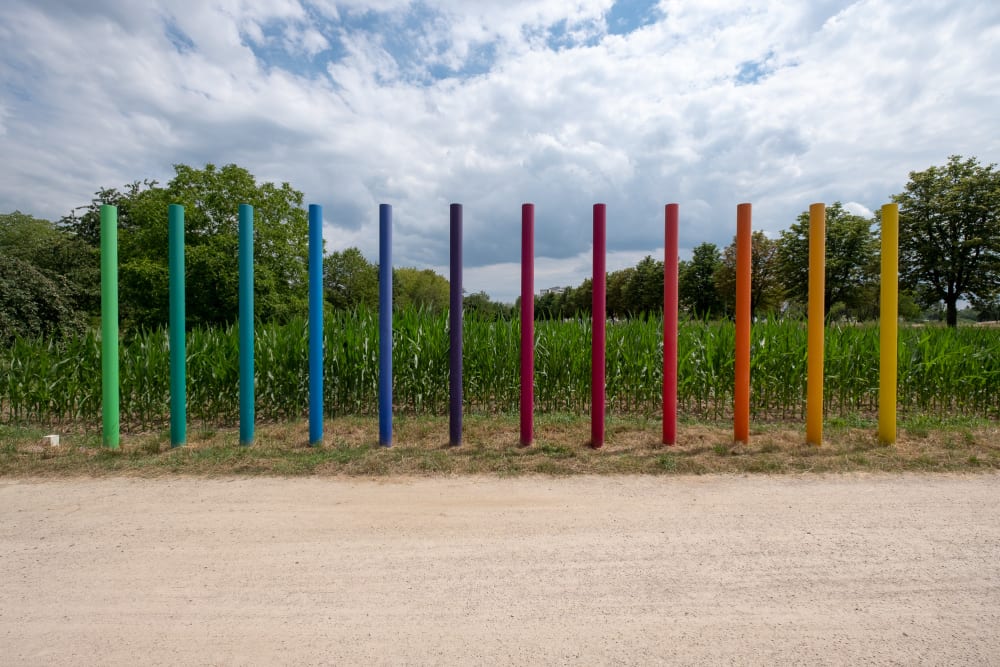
[806,203,825,445]
[734,203,751,444]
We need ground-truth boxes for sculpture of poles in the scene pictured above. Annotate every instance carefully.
[238,203,255,446]
[734,203,751,444]
[879,203,899,444]
[449,204,463,447]
[520,203,535,446]
[308,204,324,446]
[168,204,186,447]
[100,205,119,449]
[663,203,679,445]
[379,204,393,447]
[806,203,826,446]
[592,203,607,448]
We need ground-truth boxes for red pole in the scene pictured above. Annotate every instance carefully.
[663,203,679,445]
[520,204,534,446]
[734,203,752,444]
[592,204,607,448]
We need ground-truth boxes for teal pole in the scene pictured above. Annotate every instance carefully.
[100,205,119,449]
[168,204,186,447]
[239,203,254,446]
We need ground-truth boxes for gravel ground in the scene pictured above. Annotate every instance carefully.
[2,474,999,665]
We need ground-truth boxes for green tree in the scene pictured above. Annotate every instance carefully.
[892,155,1000,327]
[0,211,97,340]
[623,255,664,316]
[393,267,450,312]
[61,164,310,329]
[715,231,784,319]
[324,248,378,311]
[679,242,723,318]
[606,268,634,319]
[776,202,877,320]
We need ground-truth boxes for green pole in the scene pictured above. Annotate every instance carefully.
[100,205,120,449]
[169,204,186,447]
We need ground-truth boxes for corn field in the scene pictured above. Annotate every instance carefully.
[1,311,998,427]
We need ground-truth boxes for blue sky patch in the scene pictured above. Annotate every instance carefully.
[606,0,662,36]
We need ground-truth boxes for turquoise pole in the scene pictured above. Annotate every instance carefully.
[168,204,186,447]
[239,204,255,446]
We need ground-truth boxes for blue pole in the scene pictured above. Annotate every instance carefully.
[378,204,393,447]
[239,203,255,446]
[449,203,463,447]
[168,204,186,447]
[308,204,323,446]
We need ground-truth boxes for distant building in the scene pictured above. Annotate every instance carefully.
[540,286,567,296]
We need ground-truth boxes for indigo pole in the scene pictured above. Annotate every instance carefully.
[378,204,393,447]
[592,203,607,448]
[239,203,255,446]
[449,203,463,447]
[168,204,186,447]
[100,205,119,449]
[663,203,679,446]
[520,203,535,446]
[308,204,323,446]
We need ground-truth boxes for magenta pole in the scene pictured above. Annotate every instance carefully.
[520,204,535,446]
[449,203,463,447]
[663,204,679,445]
[592,203,607,448]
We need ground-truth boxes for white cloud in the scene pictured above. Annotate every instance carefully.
[1,0,998,299]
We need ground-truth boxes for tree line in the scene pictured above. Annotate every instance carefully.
[2,156,998,344]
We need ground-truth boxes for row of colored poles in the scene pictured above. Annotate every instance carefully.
[97,201,900,450]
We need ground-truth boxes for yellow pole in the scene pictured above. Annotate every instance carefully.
[806,203,825,446]
[879,204,899,444]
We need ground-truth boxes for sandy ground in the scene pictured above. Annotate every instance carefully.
[1,474,999,666]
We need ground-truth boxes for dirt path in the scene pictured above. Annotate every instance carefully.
[2,474,998,665]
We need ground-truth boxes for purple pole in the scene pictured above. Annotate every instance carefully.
[592,203,606,448]
[520,204,534,446]
[449,204,463,446]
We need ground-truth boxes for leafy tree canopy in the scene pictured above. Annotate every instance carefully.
[892,155,1000,327]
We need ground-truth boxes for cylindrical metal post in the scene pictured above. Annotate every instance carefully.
[449,203,463,447]
[879,204,899,444]
[238,203,255,446]
[734,203,752,444]
[592,203,607,448]
[807,203,826,446]
[308,204,324,446]
[100,205,119,449]
[520,204,535,446]
[663,203,679,445]
[378,204,393,447]
[168,204,186,447]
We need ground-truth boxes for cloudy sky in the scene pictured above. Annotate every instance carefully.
[1,1,998,302]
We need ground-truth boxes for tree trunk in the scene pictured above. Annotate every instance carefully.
[946,297,958,327]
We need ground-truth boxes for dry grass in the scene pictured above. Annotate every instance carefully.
[1,415,998,477]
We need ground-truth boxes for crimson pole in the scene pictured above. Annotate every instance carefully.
[520,204,534,446]
[592,204,607,448]
[663,203,679,445]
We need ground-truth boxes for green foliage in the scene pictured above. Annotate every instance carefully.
[893,155,1000,327]
[0,211,96,341]
[3,314,996,427]
[393,267,450,312]
[679,242,723,317]
[776,202,878,320]
[324,248,378,311]
[716,231,784,318]
[60,163,310,330]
